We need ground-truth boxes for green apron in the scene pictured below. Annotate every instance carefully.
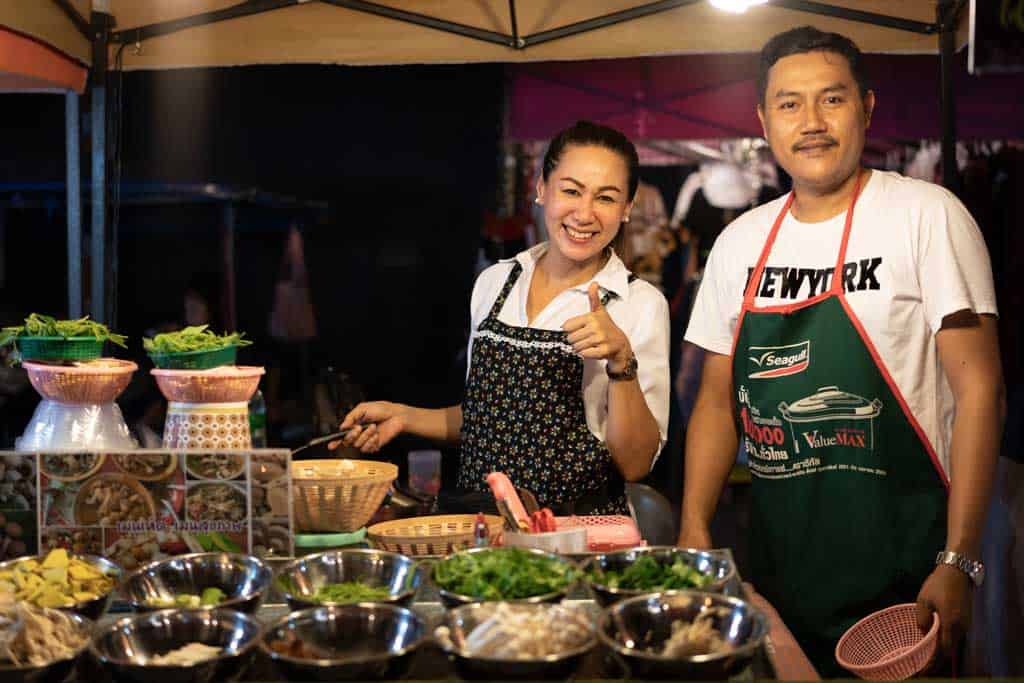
[731,173,948,676]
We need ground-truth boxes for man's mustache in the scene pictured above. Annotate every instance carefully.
[793,137,838,152]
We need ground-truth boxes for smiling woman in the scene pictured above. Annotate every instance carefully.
[339,121,671,516]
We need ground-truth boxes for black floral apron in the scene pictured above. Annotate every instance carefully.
[458,262,631,515]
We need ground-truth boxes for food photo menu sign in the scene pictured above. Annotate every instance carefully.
[0,450,293,570]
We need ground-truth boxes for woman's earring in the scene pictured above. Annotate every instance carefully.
[534,197,542,205]
[623,215,631,223]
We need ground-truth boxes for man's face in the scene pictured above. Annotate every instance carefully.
[758,50,874,193]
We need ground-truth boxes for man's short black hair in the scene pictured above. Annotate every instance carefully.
[757,26,869,106]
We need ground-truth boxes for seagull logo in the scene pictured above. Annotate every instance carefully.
[748,341,811,379]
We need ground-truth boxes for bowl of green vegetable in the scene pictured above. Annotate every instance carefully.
[580,547,735,607]
[122,552,273,614]
[432,547,579,609]
[144,325,252,370]
[1,314,127,362]
[274,549,424,611]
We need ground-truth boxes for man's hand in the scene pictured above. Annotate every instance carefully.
[915,563,972,656]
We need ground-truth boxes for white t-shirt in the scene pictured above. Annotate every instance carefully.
[468,243,671,464]
[685,170,998,476]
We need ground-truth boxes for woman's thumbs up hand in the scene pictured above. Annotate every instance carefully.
[563,282,633,370]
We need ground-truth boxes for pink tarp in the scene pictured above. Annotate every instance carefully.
[508,53,1024,142]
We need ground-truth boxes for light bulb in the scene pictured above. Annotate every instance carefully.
[709,0,769,13]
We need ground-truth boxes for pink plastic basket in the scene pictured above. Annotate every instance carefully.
[151,365,264,403]
[835,603,939,680]
[23,359,137,404]
[556,515,643,552]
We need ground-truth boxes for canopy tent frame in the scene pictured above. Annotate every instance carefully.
[18,0,969,322]
[103,0,944,51]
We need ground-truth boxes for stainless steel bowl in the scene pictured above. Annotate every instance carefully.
[0,554,121,621]
[437,602,596,680]
[90,608,262,683]
[121,552,272,614]
[597,591,768,680]
[581,546,734,607]
[432,547,577,609]
[0,610,92,683]
[274,549,423,610]
[260,604,427,681]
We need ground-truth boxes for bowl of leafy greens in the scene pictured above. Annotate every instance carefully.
[274,549,423,611]
[432,547,579,608]
[144,325,252,369]
[1,314,127,362]
[580,546,734,607]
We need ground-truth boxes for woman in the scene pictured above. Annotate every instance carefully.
[340,121,670,515]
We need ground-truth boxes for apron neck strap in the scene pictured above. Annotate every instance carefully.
[743,169,867,306]
[829,169,866,295]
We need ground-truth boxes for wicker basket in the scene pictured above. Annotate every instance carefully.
[291,459,398,533]
[367,514,504,557]
[151,366,264,403]
[23,359,137,404]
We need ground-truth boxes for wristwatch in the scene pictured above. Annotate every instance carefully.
[935,550,985,587]
[606,353,638,381]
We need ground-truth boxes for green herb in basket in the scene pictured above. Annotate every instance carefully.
[0,313,127,348]
[586,554,710,591]
[143,325,252,354]
[433,548,577,600]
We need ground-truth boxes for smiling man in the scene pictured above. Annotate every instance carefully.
[677,26,1005,675]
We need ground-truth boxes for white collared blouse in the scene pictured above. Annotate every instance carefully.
[467,243,671,465]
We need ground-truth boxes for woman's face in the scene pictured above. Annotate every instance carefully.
[537,144,633,265]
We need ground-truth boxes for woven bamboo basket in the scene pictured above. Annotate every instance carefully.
[367,514,504,557]
[291,459,398,533]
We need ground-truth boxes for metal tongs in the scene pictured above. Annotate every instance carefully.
[290,428,354,456]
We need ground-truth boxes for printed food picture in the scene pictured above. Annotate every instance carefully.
[186,453,246,480]
[249,452,292,559]
[0,455,38,559]
[40,453,184,526]
[37,451,194,559]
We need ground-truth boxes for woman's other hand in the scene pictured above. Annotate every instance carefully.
[334,401,408,454]
[563,282,633,372]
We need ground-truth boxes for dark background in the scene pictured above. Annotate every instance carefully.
[0,64,504,429]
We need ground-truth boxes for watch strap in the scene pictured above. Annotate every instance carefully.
[936,550,985,586]
[606,353,638,381]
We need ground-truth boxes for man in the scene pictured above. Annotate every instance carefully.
[678,26,1004,675]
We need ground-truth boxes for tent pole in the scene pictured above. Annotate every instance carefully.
[938,0,962,194]
[90,8,112,323]
[66,92,82,318]
[768,1,936,34]
[222,203,238,332]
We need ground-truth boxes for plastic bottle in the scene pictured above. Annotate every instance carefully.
[249,389,268,447]
[473,512,490,547]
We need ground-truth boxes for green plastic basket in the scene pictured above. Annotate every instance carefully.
[16,336,104,362]
[148,344,237,370]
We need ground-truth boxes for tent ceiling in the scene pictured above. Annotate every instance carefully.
[0,26,89,93]
[2,1,967,70]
